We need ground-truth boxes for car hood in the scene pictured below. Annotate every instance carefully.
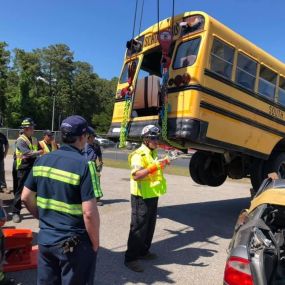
[249,188,285,213]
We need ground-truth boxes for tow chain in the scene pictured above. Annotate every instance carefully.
[160,73,186,151]
[119,60,137,148]
[158,31,186,151]
[119,94,132,148]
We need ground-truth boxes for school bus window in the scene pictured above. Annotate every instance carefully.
[173,37,201,69]
[278,77,285,106]
[210,38,235,79]
[235,53,257,91]
[126,36,144,57]
[258,65,277,100]
[119,59,138,84]
[139,49,162,78]
[180,15,205,37]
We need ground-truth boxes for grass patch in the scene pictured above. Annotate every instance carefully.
[104,158,189,176]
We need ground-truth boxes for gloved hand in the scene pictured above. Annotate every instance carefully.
[96,162,103,173]
[157,156,170,169]
[147,156,170,174]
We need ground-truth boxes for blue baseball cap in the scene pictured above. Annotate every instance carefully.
[44,130,54,136]
[60,115,88,136]
[87,126,96,136]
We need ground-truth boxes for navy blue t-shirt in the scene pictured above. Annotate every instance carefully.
[24,144,95,245]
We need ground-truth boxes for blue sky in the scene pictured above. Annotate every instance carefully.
[1,0,284,79]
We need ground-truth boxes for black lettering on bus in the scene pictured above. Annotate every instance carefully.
[143,33,159,48]
[269,105,284,120]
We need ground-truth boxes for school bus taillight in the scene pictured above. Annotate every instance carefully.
[168,78,174,86]
[182,73,191,84]
[173,73,191,87]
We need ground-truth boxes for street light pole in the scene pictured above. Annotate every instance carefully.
[36,76,56,131]
[51,93,56,132]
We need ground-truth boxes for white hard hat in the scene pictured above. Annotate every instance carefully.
[141,125,160,139]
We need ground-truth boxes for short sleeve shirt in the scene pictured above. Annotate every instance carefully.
[24,144,96,245]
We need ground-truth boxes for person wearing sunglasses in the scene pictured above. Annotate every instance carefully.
[38,130,58,155]
[124,125,170,272]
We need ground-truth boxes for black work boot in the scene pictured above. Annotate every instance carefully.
[138,252,158,260]
[124,260,144,272]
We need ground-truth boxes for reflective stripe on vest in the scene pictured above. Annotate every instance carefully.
[33,166,80,185]
[37,196,82,215]
[88,161,103,198]
[0,271,4,281]
[129,144,167,199]
[39,140,57,154]
[16,134,38,169]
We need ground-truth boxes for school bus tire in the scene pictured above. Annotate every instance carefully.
[189,152,207,185]
[199,154,227,187]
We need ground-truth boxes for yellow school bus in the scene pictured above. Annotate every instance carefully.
[107,11,285,191]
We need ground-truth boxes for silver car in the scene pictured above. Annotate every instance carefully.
[224,179,285,285]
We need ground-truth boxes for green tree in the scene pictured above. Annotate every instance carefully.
[2,42,118,133]
[0,42,10,121]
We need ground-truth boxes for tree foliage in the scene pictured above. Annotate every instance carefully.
[0,42,118,132]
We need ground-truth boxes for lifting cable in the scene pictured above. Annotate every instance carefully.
[159,0,186,151]
[138,0,145,35]
[119,0,139,148]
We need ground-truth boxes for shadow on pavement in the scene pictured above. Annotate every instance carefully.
[95,197,250,284]
[2,197,250,285]
[102,199,129,205]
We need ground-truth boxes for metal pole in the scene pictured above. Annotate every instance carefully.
[52,93,56,132]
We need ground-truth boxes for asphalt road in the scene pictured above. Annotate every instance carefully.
[102,147,191,168]
[0,155,251,285]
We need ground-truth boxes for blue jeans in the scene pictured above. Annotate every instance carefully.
[38,239,97,285]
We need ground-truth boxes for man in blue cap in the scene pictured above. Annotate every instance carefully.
[21,115,100,285]
[84,127,104,206]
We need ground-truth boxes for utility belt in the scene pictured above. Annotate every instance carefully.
[57,235,81,254]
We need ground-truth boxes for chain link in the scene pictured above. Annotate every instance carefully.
[160,67,186,151]
[119,95,132,148]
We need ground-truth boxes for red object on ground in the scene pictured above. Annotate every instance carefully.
[2,229,38,272]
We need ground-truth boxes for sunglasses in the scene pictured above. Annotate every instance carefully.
[149,137,159,141]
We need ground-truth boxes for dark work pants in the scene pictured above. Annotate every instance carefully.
[125,195,158,262]
[0,160,6,188]
[12,160,17,194]
[12,168,31,214]
[38,240,97,285]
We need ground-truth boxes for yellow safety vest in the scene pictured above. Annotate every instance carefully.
[128,144,167,199]
[39,140,57,154]
[16,134,38,170]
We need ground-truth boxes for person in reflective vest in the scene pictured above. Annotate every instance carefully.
[21,115,99,285]
[38,130,58,155]
[12,118,43,223]
[124,125,169,272]
[84,127,103,206]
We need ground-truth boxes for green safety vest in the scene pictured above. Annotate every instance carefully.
[88,161,103,199]
[128,144,167,199]
[16,134,38,170]
[39,140,57,155]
